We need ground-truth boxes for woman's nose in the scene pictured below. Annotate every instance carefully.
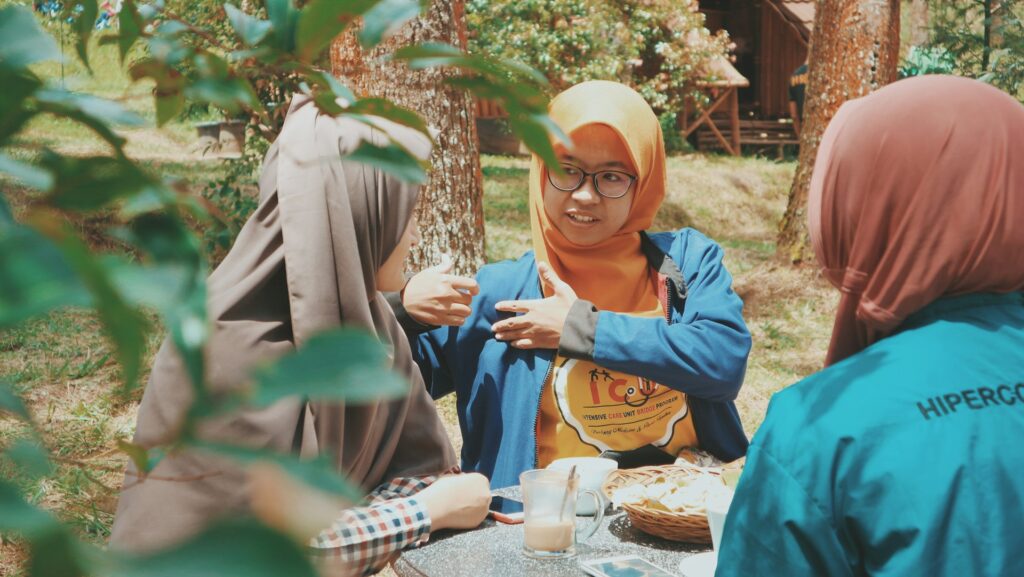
[572,177,601,204]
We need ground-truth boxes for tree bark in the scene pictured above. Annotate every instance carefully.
[776,0,900,264]
[907,0,930,46]
[331,0,486,276]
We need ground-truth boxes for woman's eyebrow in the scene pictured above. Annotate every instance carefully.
[559,156,633,171]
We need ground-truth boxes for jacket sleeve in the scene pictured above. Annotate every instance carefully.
[410,325,458,400]
[559,237,751,402]
[715,444,854,577]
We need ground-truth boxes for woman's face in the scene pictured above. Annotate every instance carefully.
[542,124,637,247]
[376,216,420,292]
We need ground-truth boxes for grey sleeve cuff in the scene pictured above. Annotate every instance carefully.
[383,291,438,336]
[558,299,598,361]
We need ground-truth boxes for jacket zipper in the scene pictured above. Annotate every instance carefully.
[533,357,555,468]
[660,273,673,325]
[533,276,673,468]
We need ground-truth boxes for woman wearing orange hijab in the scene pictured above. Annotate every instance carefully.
[717,76,1024,576]
[396,81,751,487]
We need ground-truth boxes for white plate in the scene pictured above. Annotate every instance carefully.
[678,552,717,577]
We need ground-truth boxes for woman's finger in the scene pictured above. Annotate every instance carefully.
[449,303,472,318]
[494,327,528,341]
[449,276,480,295]
[511,338,536,349]
[445,315,467,326]
[448,289,475,305]
[492,316,529,332]
[495,300,538,313]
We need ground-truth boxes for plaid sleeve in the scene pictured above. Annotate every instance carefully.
[310,496,431,576]
[309,469,460,576]
[366,470,449,505]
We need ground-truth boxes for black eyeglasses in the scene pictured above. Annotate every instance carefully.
[546,164,637,199]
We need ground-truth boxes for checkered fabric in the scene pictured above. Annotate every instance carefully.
[310,469,458,576]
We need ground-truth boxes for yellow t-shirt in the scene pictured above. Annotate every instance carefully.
[536,309,699,467]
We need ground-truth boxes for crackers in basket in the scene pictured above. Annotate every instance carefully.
[611,471,732,514]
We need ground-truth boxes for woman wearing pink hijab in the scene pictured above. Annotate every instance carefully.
[716,75,1024,577]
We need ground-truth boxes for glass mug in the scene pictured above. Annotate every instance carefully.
[519,469,605,559]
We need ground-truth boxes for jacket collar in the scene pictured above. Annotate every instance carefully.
[640,231,688,303]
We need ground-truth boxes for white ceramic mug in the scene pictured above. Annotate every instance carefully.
[546,457,617,515]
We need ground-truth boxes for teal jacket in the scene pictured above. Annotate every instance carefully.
[716,292,1024,577]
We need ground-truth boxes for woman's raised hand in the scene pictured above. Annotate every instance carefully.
[402,254,480,326]
[492,261,578,350]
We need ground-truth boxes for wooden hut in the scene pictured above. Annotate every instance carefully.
[699,0,812,118]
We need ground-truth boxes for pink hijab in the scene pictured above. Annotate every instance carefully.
[809,75,1024,366]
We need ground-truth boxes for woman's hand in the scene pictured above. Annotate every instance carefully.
[416,473,492,531]
[492,261,578,350]
[402,255,480,326]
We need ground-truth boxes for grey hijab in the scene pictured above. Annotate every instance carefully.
[110,96,455,552]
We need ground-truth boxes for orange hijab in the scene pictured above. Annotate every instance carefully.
[529,81,667,313]
[809,75,1024,366]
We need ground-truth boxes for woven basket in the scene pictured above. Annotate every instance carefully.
[602,465,722,544]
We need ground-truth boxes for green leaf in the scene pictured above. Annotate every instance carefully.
[116,214,207,394]
[508,113,563,171]
[35,88,145,128]
[38,225,148,392]
[344,98,430,137]
[0,5,61,70]
[295,0,373,62]
[34,89,145,153]
[155,90,185,126]
[117,439,152,473]
[304,70,357,104]
[104,519,319,577]
[28,528,92,577]
[0,225,90,328]
[186,77,262,115]
[0,194,11,227]
[0,479,57,536]
[267,0,301,53]
[225,4,273,47]
[195,442,362,502]
[118,0,143,63]
[74,0,99,71]
[360,0,423,49]
[0,379,29,420]
[345,140,428,184]
[0,69,41,146]
[5,437,54,479]
[251,328,409,408]
[0,153,54,190]
[41,154,159,211]
[393,41,465,68]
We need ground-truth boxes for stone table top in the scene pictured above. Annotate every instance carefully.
[393,486,709,577]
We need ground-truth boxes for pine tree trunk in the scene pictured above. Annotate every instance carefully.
[330,0,486,276]
[776,0,900,264]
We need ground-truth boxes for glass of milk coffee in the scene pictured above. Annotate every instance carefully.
[519,469,605,559]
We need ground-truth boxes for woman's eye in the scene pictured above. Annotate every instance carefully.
[601,172,622,182]
[562,165,580,176]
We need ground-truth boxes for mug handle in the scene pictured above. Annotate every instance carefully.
[574,489,605,544]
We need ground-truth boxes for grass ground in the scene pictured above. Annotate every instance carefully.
[0,36,837,577]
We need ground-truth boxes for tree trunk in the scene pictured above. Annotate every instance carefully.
[907,0,930,46]
[331,0,486,276]
[776,0,900,264]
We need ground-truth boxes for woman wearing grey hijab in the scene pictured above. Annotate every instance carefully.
[110,97,491,574]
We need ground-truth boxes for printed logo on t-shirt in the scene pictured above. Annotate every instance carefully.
[552,356,691,452]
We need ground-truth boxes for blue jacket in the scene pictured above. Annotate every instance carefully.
[411,228,752,488]
[717,292,1024,577]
